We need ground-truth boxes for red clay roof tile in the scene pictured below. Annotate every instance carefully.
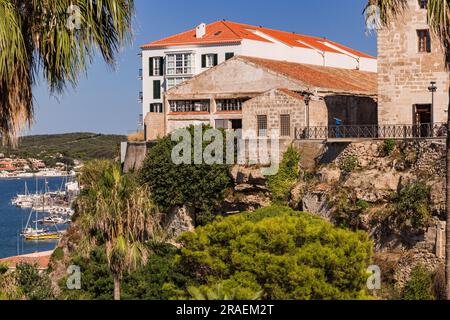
[239,56,377,95]
[141,20,376,60]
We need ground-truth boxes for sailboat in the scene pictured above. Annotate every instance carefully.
[22,193,62,241]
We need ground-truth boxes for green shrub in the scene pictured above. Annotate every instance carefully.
[381,139,396,156]
[176,206,373,300]
[340,156,358,173]
[59,244,195,300]
[140,125,233,225]
[356,199,370,210]
[15,263,54,300]
[0,263,8,275]
[333,193,366,231]
[392,182,431,229]
[267,146,300,204]
[51,247,64,262]
[402,266,435,300]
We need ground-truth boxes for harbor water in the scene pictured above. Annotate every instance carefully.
[0,177,69,259]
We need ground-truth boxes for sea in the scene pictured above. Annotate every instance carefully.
[0,176,68,259]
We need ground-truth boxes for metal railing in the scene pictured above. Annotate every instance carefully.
[295,123,448,140]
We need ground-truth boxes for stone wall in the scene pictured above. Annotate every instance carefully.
[145,112,165,141]
[292,139,447,290]
[377,0,449,125]
[242,89,307,139]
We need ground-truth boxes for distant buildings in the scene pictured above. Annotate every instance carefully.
[140,20,377,140]
[377,0,449,126]
[156,56,377,141]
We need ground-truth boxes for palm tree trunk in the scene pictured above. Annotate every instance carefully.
[447,85,450,300]
[113,276,121,301]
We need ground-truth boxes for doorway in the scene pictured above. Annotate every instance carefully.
[414,104,432,137]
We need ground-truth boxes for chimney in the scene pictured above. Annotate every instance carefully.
[196,23,206,38]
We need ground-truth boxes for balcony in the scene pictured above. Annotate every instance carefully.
[169,100,210,113]
[295,123,448,141]
[138,68,143,80]
[138,92,143,103]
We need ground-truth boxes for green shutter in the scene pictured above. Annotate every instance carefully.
[153,80,161,99]
[201,55,206,68]
[159,57,164,75]
[213,54,218,66]
[149,58,154,76]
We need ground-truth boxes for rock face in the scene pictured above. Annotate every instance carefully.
[293,139,447,291]
[224,166,272,213]
[163,206,195,238]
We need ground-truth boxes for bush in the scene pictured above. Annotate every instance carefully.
[267,145,300,204]
[340,156,358,173]
[51,247,64,262]
[392,182,431,229]
[15,263,54,300]
[140,125,232,225]
[59,244,194,300]
[402,266,435,300]
[381,139,396,156]
[356,199,370,210]
[176,206,373,300]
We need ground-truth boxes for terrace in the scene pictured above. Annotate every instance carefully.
[295,123,448,142]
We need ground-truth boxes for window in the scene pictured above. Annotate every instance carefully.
[225,52,235,60]
[417,30,431,53]
[257,115,268,137]
[150,103,163,113]
[150,57,164,76]
[216,99,248,112]
[280,115,291,137]
[167,53,194,75]
[153,80,161,99]
[167,77,189,89]
[231,119,242,130]
[169,100,210,113]
[215,120,228,130]
[419,0,428,9]
[202,54,218,68]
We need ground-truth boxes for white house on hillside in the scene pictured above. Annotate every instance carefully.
[139,20,377,138]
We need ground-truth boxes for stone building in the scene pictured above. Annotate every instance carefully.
[378,0,449,126]
[145,56,377,141]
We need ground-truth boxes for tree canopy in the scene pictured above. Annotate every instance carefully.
[177,206,373,300]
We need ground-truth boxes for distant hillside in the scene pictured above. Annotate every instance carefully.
[0,133,126,161]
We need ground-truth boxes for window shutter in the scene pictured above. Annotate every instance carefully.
[213,54,218,66]
[149,58,154,76]
[153,80,161,99]
[201,55,206,68]
[159,57,164,75]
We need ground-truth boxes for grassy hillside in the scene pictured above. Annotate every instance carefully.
[0,133,126,161]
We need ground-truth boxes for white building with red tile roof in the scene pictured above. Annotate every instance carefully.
[140,20,377,136]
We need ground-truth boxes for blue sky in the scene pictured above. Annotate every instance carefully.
[29,0,376,135]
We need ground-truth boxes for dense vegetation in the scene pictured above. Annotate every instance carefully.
[0,263,54,300]
[177,206,373,300]
[74,160,160,300]
[267,146,301,204]
[0,133,125,162]
[57,206,373,300]
[140,125,233,225]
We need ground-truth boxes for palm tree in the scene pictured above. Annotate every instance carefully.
[0,0,134,144]
[364,0,450,299]
[76,161,160,300]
